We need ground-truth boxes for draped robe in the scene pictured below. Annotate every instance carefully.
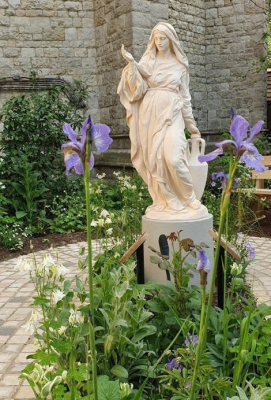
[118,55,198,213]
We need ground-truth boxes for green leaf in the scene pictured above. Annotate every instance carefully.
[150,256,161,265]
[97,375,121,400]
[132,325,157,342]
[32,297,50,306]
[80,323,90,337]
[199,242,209,248]
[16,211,28,219]
[110,365,128,379]
[159,260,171,271]
[114,319,128,328]
[236,387,248,400]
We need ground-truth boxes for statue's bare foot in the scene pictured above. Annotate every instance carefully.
[167,198,187,212]
[188,199,201,210]
[146,204,166,213]
[165,207,188,214]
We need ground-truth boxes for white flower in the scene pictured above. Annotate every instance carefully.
[95,188,102,195]
[97,219,104,227]
[113,171,120,177]
[22,309,43,334]
[91,220,98,227]
[42,254,55,269]
[96,172,106,179]
[58,326,67,335]
[22,320,36,335]
[57,264,69,277]
[62,370,68,381]
[52,290,65,304]
[16,256,34,272]
[106,228,113,236]
[105,217,112,224]
[231,262,242,276]
[120,383,133,396]
[50,263,68,279]
[100,209,109,218]
[69,309,84,326]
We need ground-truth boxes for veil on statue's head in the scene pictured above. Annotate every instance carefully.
[139,22,189,75]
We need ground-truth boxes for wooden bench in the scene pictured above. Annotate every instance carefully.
[251,155,271,199]
[236,156,271,223]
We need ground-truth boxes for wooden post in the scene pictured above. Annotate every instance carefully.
[119,232,148,284]
[209,229,241,309]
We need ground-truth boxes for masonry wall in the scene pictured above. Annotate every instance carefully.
[205,0,267,131]
[168,0,207,130]
[0,0,99,118]
[0,0,268,162]
[93,0,169,150]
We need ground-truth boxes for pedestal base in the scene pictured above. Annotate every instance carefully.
[142,214,213,290]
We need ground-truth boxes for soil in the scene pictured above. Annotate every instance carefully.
[0,231,87,262]
[249,209,271,238]
[0,210,270,263]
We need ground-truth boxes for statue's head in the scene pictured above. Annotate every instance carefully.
[141,22,189,71]
[153,30,171,53]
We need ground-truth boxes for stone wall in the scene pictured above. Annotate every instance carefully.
[93,0,168,150]
[205,0,267,131]
[0,0,268,162]
[93,0,132,150]
[168,0,207,130]
[0,0,99,118]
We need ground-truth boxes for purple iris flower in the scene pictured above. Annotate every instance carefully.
[237,232,244,238]
[62,116,112,175]
[199,115,267,173]
[184,333,199,347]
[196,249,211,273]
[212,171,238,190]
[167,358,182,373]
[244,241,255,259]
[185,381,191,389]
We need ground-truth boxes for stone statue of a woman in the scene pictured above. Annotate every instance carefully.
[117,22,208,220]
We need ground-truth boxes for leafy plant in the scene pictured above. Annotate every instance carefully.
[4,155,49,234]
[0,76,87,209]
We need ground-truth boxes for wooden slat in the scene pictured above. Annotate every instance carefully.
[238,188,271,195]
[252,170,271,180]
[262,156,271,165]
[119,232,148,264]
[209,229,241,261]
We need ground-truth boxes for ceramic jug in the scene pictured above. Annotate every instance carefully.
[186,137,208,201]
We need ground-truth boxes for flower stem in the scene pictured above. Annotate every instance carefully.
[84,135,98,400]
[70,346,76,400]
[190,156,238,400]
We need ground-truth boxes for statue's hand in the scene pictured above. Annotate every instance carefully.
[121,44,134,63]
[187,124,201,138]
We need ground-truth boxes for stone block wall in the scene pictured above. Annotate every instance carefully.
[205,0,267,131]
[0,0,268,162]
[93,0,169,150]
[0,0,99,118]
[169,0,207,130]
[93,0,132,148]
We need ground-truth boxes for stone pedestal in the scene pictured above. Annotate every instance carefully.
[142,214,213,290]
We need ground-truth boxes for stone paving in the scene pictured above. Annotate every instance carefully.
[0,236,270,399]
[246,236,271,305]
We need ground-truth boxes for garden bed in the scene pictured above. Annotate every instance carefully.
[1,209,270,263]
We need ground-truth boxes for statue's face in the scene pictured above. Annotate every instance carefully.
[154,31,170,52]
